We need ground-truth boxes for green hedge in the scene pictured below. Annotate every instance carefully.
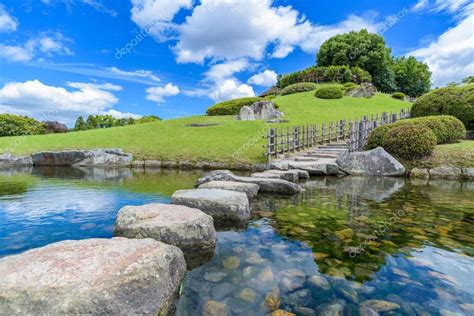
[314,86,343,99]
[280,82,318,96]
[365,115,466,149]
[383,124,436,159]
[392,92,405,100]
[0,114,46,137]
[411,84,474,129]
[206,97,278,116]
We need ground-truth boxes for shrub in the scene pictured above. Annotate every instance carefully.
[365,115,466,149]
[280,82,318,95]
[383,124,436,159]
[314,86,343,99]
[392,92,405,100]
[206,97,278,116]
[0,114,45,137]
[411,84,474,129]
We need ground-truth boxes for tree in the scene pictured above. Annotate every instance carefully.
[316,29,395,91]
[86,115,99,129]
[392,56,431,97]
[0,114,45,137]
[462,76,474,84]
[74,116,87,131]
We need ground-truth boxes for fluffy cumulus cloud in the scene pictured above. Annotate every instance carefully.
[409,0,474,86]
[0,4,17,32]
[248,70,278,87]
[208,79,255,102]
[145,83,180,104]
[130,0,193,41]
[0,80,139,124]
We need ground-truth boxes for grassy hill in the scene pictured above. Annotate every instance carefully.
[0,90,409,163]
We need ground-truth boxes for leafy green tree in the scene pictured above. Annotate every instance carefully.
[392,56,431,97]
[135,115,161,124]
[462,76,474,84]
[86,115,99,129]
[74,116,87,131]
[316,29,395,91]
[0,114,45,137]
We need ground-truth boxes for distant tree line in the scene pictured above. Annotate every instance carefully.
[74,115,160,131]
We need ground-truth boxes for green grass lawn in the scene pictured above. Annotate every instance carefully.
[0,90,409,163]
[406,140,474,169]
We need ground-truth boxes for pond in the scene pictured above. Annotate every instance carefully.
[0,167,473,315]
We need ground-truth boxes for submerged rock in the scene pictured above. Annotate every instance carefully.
[171,188,250,227]
[203,300,230,316]
[0,238,186,315]
[279,269,306,293]
[336,147,406,176]
[410,168,430,179]
[307,274,331,291]
[196,170,301,195]
[31,148,132,167]
[198,181,259,199]
[114,203,216,268]
[361,300,401,312]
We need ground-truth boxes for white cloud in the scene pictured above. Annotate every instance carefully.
[103,109,142,119]
[204,59,250,82]
[107,67,160,82]
[145,83,180,103]
[0,32,73,62]
[412,0,473,17]
[409,12,474,86]
[0,80,124,124]
[130,0,193,41]
[412,0,429,12]
[41,0,118,16]
[0,5,17,32]
[248,69,278,87]
[209,79,255,102]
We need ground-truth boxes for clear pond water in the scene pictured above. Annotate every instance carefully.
[0,167,473,315]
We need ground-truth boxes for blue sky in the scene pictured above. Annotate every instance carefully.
[0,0,472,125]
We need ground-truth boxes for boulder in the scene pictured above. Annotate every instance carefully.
[196,170,302,195]
[287,160,339,176]
[429,167,462,180]
[0,154,33,166]
[114,203,216,268]
[144,160,162,168]
[410,168,429,179]
[462,168,474,180]
[250,101,283,120]
[31,149,132,167]
[238,106,255,121]
[251,172,281,179]
[336,147,406,176]
[0,238,186,315]
[264,169,300,182]
[171,189,250,227]
[198,181,259,199]
[345,82,377,98]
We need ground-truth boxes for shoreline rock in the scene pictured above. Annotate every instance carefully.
[0,238,186,315]
[31,149,132,167]
[337,147,406,177]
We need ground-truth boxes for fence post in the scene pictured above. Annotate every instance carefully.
[267,128,275,163]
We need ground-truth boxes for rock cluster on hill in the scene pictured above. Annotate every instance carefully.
[345,82,377,98]
[238,101,284,121]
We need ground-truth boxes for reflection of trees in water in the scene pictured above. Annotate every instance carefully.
[265,177,474,281]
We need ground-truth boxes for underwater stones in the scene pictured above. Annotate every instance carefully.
[198,181,259,199]
[264,292,281,311]
[318,301,345,316]
[283,289,313,307]
[0,238,186,315]
[270,310,296,316]
[204,271,228,283]
[336,147,406,176]
[238,287,257,302]
[210,282,234,300]
[313,252,329,260]
[361,300,401,313]
[222,256,241,269]
[258,267,274,282]
[429,167,462,180]
[307,274,331,291]
[197,170,302,194]
[203,300,230,316]
[114,203,216,268]
[279,269,306,293]
[171,189,250,226]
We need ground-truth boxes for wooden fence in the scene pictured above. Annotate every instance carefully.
[264,108,410,161]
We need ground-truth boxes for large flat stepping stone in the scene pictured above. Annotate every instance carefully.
[287,159,339,176]
[196,170,301,195]
[0,238,186,315]
[198,181,259,199]
[336,147,406,176]
[115,203,216,269]
[172,189,250,227]
[266,169,309,181]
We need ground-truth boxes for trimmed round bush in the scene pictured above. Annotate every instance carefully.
[365,125,392,150]
[383,124,436,159]
[314,86,343,99]
[411,84,474,129]
[206,97,278,116]
[392,92,405,100]
[0,114,46,137]
[280,82,318,96]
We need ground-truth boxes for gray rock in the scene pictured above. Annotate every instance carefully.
[318,301,345,316]
[204,271,228,283]
[31,148,132,167]
[307,274,331,291]
[238,106,255,121]
[198,181,259,199]
[131,160,145,168]
[287,159,340,176]
[336,147,406,176]
[429,167,462,180]
[264,169,300,182]
[0,238,186,315]
[144,160,162,168]
[196,170,301,195]
[250,101,283,120]
[462,168,474,179]
[279,269,306,293]
[114,203,216,269]
[0,154,33,166]
[410,168,429,179]
[345,82,377,98]
[251,171,281,179]
[171,189,250,227]
[361,300,400,312]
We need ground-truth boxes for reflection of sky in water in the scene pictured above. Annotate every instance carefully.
[0,183,168,257]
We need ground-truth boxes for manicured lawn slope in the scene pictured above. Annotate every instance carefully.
[406,140,474,169]
[0,91,409,163]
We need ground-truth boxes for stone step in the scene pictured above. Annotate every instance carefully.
[300,153,339,159]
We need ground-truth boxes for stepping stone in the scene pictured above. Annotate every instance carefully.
[0,238,186,315]
[196,170,302,195]
[198,181,259,199]
[115,203,216,269]
[251,172,281,179]
[288,159,339,176]
[171,189,250,227]
[264,170,300,182]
